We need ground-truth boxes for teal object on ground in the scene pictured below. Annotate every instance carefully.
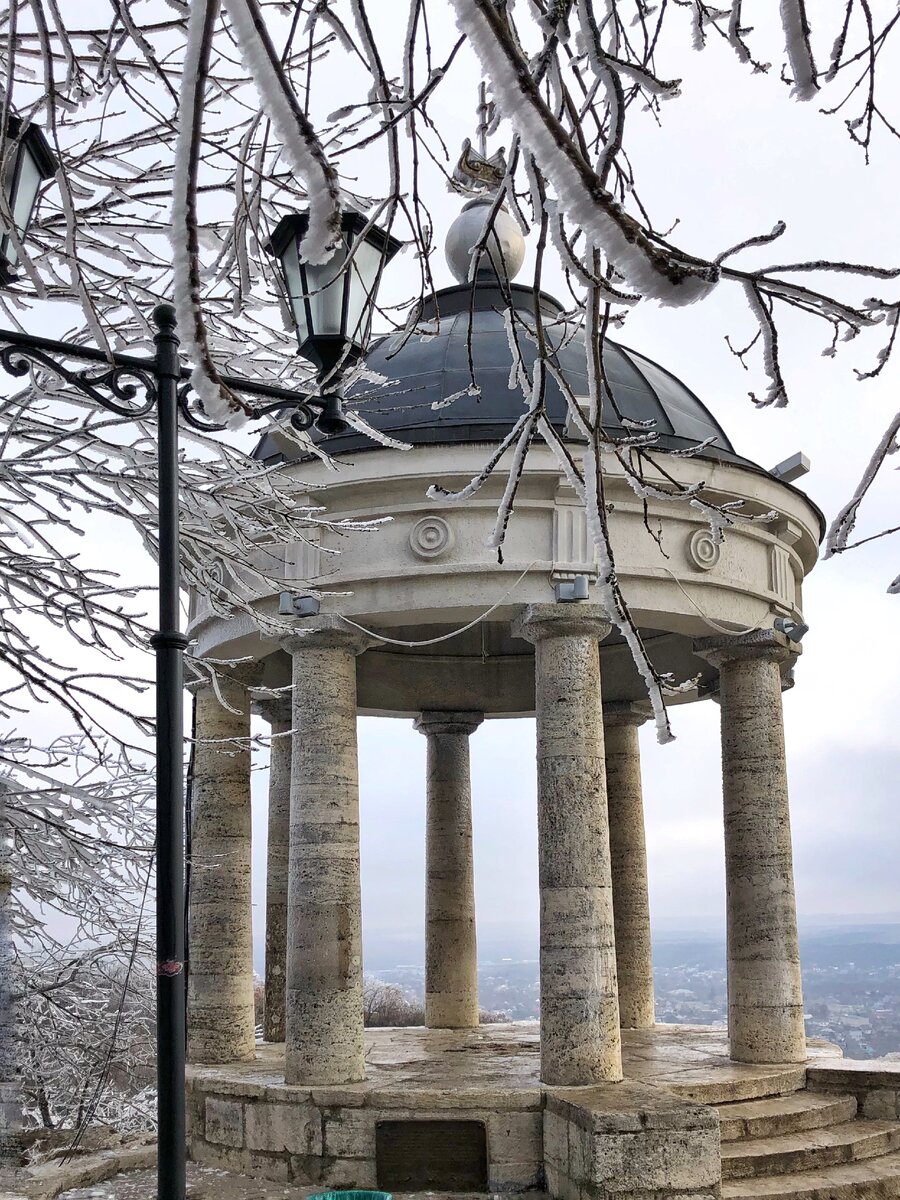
[307,1193,392,1200]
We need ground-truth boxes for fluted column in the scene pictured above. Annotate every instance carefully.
[257,695,292,1043]
[414,710,483,1029]
[604,702,655,1030]
[696,629,806,1064]
[513,604,622,1086]
[188,672,257,1064]
[282,622,371,1086]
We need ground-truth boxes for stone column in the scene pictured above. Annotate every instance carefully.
[513,604,622,1086]
[188,672,257,1064]
[414,711,483,1029]
[257,695,292,1043]
[604,703,655,1030]
[282,622,371,1086]
[696,629,806,1064]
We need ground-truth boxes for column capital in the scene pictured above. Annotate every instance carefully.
[253,693,292,726]
[280,616,374,658]
[602,701,651,729]
[512,602,611,645]
[415,710,484,737]
[694,628,800,670]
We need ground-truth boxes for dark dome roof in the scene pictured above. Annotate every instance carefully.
[256,281,756,468]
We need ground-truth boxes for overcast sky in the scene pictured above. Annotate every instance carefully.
[7,6,898,966]
[243,8,900,966]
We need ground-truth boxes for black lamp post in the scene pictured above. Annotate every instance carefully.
[267,210,402,435]
[0,115,398,1200]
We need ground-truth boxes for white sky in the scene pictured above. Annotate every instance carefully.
[249,6,900,965]
[6,5,898,963]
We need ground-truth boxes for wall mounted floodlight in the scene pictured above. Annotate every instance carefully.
[769,452,810,483]
[278,592,321,618]
[555,575,590,603]
[773,616,809,643]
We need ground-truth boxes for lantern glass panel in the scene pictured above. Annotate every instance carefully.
[279,236,309,345]
[1,135,48,272]
[12,146,42,235]
[266,210,401,367]
[305,237,350,339]
[345,235,385,347]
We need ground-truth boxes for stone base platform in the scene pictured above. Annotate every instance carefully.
[187,1023,842,1197]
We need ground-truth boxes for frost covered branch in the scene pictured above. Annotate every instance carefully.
[1,0,898,741]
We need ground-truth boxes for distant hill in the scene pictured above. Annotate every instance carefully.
[253,920,900,975]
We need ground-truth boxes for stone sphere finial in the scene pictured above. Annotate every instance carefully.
[444,197,526,284]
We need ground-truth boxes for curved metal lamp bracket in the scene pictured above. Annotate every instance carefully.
[0,330,348,437]
[0,341,158,418]
[248,393,333,433]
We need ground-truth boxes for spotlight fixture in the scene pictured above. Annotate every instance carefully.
[278,592,321,618]
[554,575,590,603]
[773,616,809,643]
[769,452,810,483]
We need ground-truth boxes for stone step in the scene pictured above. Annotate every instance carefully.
[722,1121,900,1181]
[722,1147,900,1200]
[665,1065,808,1105]
[718,1092,859,1142]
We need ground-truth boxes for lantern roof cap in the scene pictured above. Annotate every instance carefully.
[265,209,403,263]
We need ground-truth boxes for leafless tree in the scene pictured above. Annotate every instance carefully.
[1,0,896,1149]
[362,977,508,1026]
[362,979,426,1027]
[2,747,156,1147]
[2,1,896,742]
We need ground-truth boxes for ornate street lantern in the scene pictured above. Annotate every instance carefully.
[267,211,402,434]
[0,113,56,284]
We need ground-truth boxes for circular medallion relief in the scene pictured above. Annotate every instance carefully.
[687,528,720,571]
[409,515,454,559]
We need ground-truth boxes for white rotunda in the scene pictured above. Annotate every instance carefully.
[184,204,835,1196]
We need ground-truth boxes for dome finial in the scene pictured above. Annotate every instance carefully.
[445,82,525,284]
[444,198,526,284]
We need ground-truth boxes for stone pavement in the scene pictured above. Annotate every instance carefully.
[5,1024,847,1200]
[54,1166,487,1199]
[189,1021,842,1105]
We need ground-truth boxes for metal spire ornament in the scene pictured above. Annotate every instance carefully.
[452,82,507,194]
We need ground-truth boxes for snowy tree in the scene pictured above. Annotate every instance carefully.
[2,746,155,1150]
[0,4,395,1146]
[1,778,17,1156]
[0,379,382,745]
[0,0,897,1156]
[0,296,384,1145]
[2,1,897,743]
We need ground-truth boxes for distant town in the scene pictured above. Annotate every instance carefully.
[362,922,900,1059]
